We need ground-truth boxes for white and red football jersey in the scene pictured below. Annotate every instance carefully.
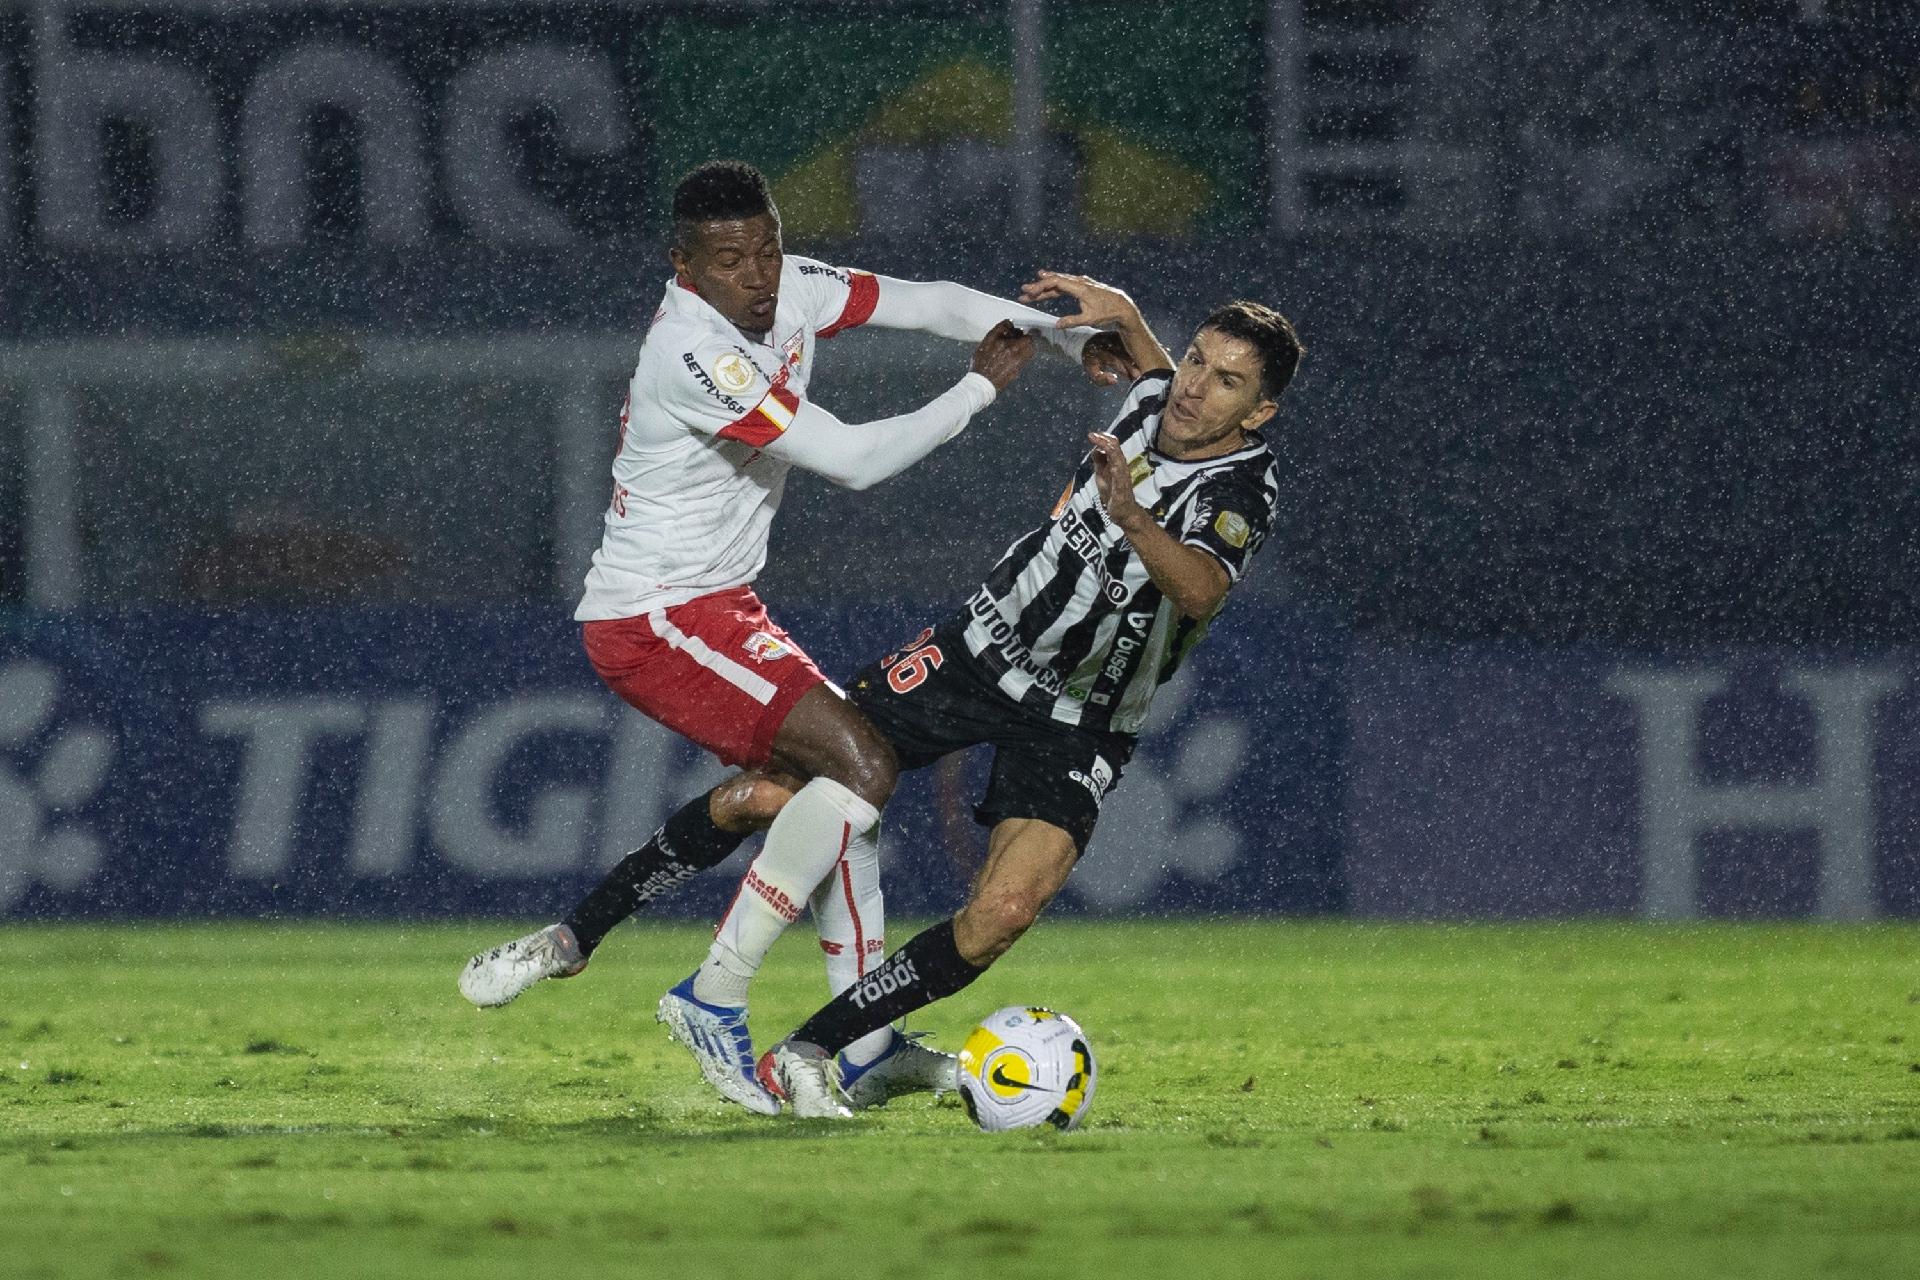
[575,255,880,621]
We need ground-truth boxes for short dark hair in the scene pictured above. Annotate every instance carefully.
[1200,301,1304,402]
[671,160,777,249]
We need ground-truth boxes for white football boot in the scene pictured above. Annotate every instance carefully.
[839,1029,959,1110]
[756,1039,853,1119]
[458,924,587,1007]
[656,974,781,1116]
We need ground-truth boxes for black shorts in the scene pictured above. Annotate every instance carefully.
[846,623,1135,854]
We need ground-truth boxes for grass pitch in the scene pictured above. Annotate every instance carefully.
[1,921,1916,1279]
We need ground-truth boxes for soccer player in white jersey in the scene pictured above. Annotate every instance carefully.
[458,162,1136,1115]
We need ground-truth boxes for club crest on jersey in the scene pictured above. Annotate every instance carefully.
[781,331,805,373]
[742,630,791,663]
[713,351,756,394]
[1215,510,1251,548]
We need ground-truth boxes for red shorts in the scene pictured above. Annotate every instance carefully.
[582,586,826,769]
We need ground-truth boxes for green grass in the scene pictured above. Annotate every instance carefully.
[1,921,1917,1278]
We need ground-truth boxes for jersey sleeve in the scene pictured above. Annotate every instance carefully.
[787,255,880,340]
[655,334,803,449]
[1122,369,1174,412]
[860,275,1099,361]
[760,373,996,491]
[1098,370,1174,446]
[1177,471,1274,584]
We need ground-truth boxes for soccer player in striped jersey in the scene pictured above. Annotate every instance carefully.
[456,162,1136,1116]
[751,276,1302,1113]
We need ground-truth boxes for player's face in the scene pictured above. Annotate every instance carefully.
[1160,327,1276,458]
[671,213,783,337]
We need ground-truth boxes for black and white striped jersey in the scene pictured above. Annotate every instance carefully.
[953,370,1279,736]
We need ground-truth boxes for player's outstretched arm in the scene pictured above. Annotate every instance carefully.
[766,322,1035,491]
[860,274,1105,374]
[1020,271,1173,382]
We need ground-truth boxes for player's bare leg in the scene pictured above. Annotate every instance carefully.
[952,818,1080,965]
[711,770,799,830]
[761,817,1078,1114]
[764,686,899,805]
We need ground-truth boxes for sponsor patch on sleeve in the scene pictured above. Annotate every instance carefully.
[1214,510,1251,548]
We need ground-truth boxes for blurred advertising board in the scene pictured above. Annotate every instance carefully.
[1346,645,1920,919]
[9,611,1918,922]
[0,604,1345,919]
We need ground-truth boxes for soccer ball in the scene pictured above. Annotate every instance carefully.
[956,1006,1096,1132]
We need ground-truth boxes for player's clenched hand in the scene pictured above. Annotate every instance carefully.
[1080,331,1141,388]
[1087,432,1145,528]
[971,319,1036,392]
[1020,269,1143,333]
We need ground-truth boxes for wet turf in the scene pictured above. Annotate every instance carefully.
[2,920,1916,1278]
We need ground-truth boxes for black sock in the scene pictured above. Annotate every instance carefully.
[563,792,748,955]
[788,918,986,1055]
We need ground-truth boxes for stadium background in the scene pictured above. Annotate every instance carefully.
[2,0,1916,924]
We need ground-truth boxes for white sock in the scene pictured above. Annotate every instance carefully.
[809,824,892,1067]
[693,777,879,1008]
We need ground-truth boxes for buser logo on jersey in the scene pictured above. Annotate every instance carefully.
[1099,612,1159,690]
